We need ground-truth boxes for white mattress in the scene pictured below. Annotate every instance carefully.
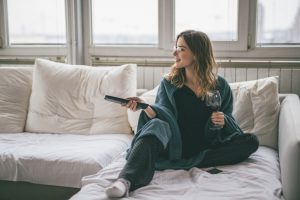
[0,132,132,188]
[70,146,283,200]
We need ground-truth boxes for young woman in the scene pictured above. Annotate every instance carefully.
[105,30,259,198]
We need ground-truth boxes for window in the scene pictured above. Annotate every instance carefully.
[87,0,247,58]
[256,0,300,46]
[0,0,300,62]
[7,0,66,45]
[91,0,158,45]
[175,0,238,41]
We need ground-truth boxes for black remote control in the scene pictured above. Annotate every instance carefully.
[104,95,149,109]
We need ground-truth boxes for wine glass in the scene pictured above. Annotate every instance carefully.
[206,90,222,130]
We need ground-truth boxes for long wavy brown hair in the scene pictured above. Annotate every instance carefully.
[166,30,218,97]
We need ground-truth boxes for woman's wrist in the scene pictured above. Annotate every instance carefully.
[144,106,156,119]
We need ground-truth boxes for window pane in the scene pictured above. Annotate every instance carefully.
[92,0,158,45]
[7,0,66,45]
[175,0,238,41]
[257,0,300,45]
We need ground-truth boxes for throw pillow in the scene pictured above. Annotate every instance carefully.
[230,76,280,149]
[0,67,33,132]
[25,58,137,135]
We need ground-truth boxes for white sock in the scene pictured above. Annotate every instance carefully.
[105,179,128,198]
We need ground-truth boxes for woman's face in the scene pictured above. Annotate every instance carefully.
[173,36,195,69]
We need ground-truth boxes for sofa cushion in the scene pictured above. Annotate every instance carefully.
[0,67,33,133]
[127,86,158,133]
[0,132,132,188]
[25,59,137,135]
[230,76,280,149]
[231,86,254,131]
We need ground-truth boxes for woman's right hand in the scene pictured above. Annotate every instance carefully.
[124,97,156,119]
[124,97,145,112]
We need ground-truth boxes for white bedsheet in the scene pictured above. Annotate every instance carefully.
[70,146,283,200]
[0,132,132,188]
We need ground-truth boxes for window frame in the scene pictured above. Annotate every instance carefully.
[85,0,250,58]
[0,0,8,49]
[0,0,68,60]
[85,0,300,60]
[225,0,300,60]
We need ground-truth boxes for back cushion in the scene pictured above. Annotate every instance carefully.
[127,86,159,133]
[0,67,33,132]
[230,76,280,149]
[25,59,137,135]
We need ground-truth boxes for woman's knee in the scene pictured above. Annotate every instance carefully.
[135,135,161,149]
[246,133,259,150]
[235,133,258,144]
[233,133,259,153]
[243,134,259,157]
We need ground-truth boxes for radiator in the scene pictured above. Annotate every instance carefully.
[137,65,300,96]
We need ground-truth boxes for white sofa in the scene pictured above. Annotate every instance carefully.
[0,59,299,200]
[0,59,136,199]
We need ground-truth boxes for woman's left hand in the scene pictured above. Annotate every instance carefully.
[211,112,225,127]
